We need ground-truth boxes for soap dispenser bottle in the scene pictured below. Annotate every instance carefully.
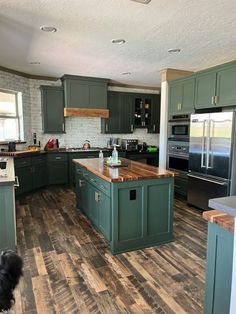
[112,145,118,164]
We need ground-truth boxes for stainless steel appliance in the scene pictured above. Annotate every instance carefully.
[168,114,190,140]
[187,111,236,210]
[121,139,138,151]
[167,141,189,196]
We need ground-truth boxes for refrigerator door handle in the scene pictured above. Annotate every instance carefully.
[187,173,228,186]
[201,120,207,168]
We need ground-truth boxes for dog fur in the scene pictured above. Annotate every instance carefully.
[0,250,23,312]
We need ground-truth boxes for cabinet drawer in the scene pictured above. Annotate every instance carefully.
[174,176,188,196]
[85,171,110,196]
[14,157,31,168]
[31,155,47,165]
[47,153,68,162]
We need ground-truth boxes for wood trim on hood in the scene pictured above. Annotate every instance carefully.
[64,108,109,118]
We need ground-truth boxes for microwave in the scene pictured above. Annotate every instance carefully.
[168,114,190,139]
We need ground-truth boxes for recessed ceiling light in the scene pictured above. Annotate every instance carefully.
[30,61,40,65]
[111,39,126,44]
[40,25,57,33]
[130,0,152,4]
[168,48,181,54]
[122,72,131,75]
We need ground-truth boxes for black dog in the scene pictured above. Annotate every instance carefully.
[0,250,23,312]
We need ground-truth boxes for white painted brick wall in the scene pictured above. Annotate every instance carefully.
[0,70,159,150]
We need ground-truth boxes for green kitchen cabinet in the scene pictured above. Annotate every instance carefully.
[87,183,99,226]
[0,185,16,251]
[76,168,89,215]
[40,86,65,133]
[169,77,195,115]
[204,222,233,314]
[101,91,133,133]
[195,62,236,109]
[47,153,68,185]
[133,93,154,128]
[15,155,47,196]
[61,75,109,109]
[148,94,161,133]
[98,191,111,241]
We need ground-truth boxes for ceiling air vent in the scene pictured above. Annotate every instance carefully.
[130,0,152,4]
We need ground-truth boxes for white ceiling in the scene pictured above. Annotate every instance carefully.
[1,0,236,86]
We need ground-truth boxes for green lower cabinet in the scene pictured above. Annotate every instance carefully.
[204,222,233,314]
[0,185,16,251]
[15,165,32,196]
[98,192,111,241]
[32,162,47,189]
[87,184,99,226]
[47,154,68,185]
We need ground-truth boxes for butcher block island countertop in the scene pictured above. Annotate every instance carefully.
[73,157,175,183]
[73,157,175,254]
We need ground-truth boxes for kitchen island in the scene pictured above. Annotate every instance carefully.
[73,157,175,254]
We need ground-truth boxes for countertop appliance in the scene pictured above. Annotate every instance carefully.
[8,141,16,152]
[187,111,236,210]
[121,139,138,151]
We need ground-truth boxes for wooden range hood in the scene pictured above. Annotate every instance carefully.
[64,108,109,118]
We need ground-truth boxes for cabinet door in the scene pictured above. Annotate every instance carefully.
[0,185,16,251]
[104,91,121,133]
[33,162,47,189]
[216,65,236,107]
[148,94,160,133]
[204,223,233,314]
[76,171,88,214]
[65,79,89,108]
[98,192,111,241]
[87,184,99,226]
[182,78,195,113]
[47,161,68,185]
[89,84,107,109]
[15,166,32,196]
[41,86,65,133]
[120,93,133,133]
[134,95,144,127]
[169,83,182,114]
[195,72,217,109]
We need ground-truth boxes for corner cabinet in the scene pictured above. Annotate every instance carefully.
[195,62,236,109]
[101,91,133,134]
[169,77,195,115]
[40,86,65,133]
[61,75,109,109]
[204,223,233,314]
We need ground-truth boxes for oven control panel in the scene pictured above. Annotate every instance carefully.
[168,143,189,158]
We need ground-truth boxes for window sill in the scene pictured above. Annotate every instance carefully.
[0,140,26,145]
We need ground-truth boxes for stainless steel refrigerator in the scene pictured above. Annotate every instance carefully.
[187,111,236,210]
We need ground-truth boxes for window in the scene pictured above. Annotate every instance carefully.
[0,89,24,142]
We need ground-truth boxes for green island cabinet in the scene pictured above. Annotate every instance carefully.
[195,61,236,109]
[15,154,47,196]
[75,162,174,254]
[168,76,195,115]
[0,184,16,251]
[61,75,109,109]
[204,222,233,314]
[40,85,65,133]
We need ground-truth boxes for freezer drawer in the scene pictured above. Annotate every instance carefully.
[187,174,229,210]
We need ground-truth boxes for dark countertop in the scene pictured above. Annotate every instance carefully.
[73,157,174,183]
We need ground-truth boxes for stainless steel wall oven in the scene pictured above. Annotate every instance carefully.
[168,114,190,141]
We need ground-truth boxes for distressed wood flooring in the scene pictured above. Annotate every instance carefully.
[12,187,207,314]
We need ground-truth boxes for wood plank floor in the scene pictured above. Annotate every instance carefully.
[12,187,207,314]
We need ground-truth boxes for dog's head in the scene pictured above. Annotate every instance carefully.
[0,250,23,311]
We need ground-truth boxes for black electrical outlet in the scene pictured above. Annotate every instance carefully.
[130,189,136,200]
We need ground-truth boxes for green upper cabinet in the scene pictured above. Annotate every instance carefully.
[61,75,109,109]
[148,94,160,133]
[133,94,154,128]
[216,64,236,107]
[195,62,236,109]
[40,86,65,133]
[169,77,195,115]
[101,91,133,134]
[195,72,217,109]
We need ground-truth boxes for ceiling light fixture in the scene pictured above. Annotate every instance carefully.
[40,25,57,33]
[122,72,131,75]
[30,61,41,65]
[168,48,181,54]
[130,0,152,4]
[111,38,126,44]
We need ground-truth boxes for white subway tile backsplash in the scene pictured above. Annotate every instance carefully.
[0,70,159,150]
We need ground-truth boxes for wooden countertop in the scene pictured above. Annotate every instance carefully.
[202,210,234,233]
[73,157,175,182]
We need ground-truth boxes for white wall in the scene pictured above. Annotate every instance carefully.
[0,70,159,150]
[159,80,168,168]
